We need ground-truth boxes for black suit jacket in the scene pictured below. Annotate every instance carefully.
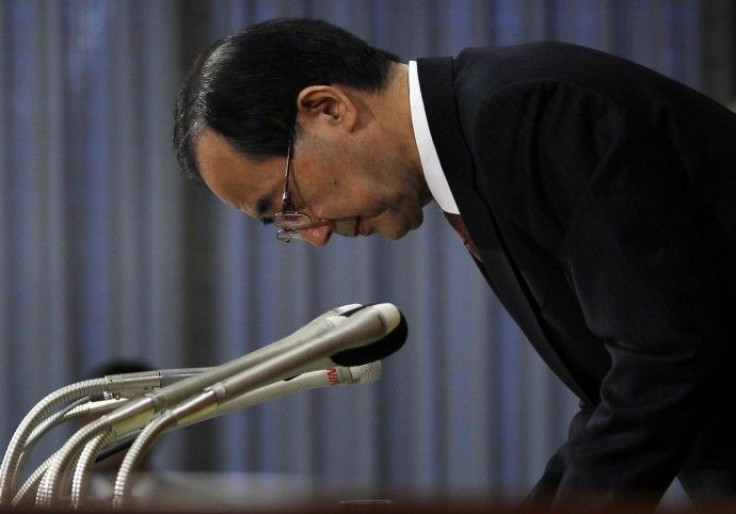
[417,42,736,507]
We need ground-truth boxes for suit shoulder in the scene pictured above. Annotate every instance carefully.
[457,42,623,68]
[452,41,732,128]
[455,42,645,89]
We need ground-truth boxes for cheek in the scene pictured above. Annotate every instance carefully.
[305,177,365,216]
[302,158,392,218]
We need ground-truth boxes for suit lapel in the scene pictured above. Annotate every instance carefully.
[416,57,591,403]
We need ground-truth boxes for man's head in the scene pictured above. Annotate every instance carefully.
[174,18,431,245]
[175,18,400,181]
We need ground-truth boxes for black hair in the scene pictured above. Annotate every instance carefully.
[173,18,402,183]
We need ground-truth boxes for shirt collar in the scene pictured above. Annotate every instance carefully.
[408,61,460,215]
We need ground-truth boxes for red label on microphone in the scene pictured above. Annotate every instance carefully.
[327,367,340,386]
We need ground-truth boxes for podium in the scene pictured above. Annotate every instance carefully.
[3,471,734,513]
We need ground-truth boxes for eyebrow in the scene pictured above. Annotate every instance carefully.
[256,195,274,225]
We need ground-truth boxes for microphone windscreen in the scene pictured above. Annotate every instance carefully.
[350,361,383,384]
[330,304,408,366]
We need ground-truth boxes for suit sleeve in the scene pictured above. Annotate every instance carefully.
[470,81,726,506]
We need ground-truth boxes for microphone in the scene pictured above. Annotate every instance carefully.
[112,303,405,507]
[37,303,407,507]
[144,303,404,413]
[2,305,366,504]
[108,306,405,508]
[34,361,382,480]
[95,368,211,401]
[99,303,380,434]
[87,361,382,465]
[330,304,408,366]
[179,361,382,427]
[56,363,383,508]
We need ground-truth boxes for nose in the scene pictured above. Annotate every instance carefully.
[299,222,334,246]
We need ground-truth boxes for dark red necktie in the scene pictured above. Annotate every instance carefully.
[444,212,482,262]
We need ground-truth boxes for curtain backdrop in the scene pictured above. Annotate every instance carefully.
[1,0,733,505]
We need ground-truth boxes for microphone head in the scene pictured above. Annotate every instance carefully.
[349,361,383,384]
[369,302,402,332]
[330,303,408,367]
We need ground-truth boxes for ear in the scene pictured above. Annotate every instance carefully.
[296,85,359,132]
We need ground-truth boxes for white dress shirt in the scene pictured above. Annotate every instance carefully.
[408,60,460,215]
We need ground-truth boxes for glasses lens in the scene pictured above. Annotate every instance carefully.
[274,211,311,230]
[276,228,306,243]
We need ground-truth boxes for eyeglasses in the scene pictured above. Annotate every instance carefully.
[273,138,312,242]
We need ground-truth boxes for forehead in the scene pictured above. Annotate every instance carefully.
[195,129,279,218]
